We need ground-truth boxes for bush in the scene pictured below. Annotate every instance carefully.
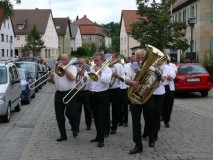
[201,54,213,66]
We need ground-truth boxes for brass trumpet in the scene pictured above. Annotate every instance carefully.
[88,55,112,82]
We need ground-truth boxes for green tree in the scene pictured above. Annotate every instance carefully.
[102,22,120,52]
[131,0,189,51]
[0,0,21,21]
[25,25,45,57]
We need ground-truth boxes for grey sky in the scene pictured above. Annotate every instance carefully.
[13,0,138,24]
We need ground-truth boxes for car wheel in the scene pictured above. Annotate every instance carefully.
[200,91,208,97]
[15,101,21,112]
[3,104,11,123]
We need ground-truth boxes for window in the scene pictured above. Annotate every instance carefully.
[1,49,5,57]
[190,6,195,17]
[178,12,182,21]
[6,35,8,42]
[183,10,186,22]
[18,24,24,30]
[25,36,28,41]
[1,34,4,42]
[17,36,20,40]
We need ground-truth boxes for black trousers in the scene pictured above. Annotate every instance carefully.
[153,94,165,137]
[89,90,109,143]
[77,90,92,128]
[119,88,128,124]
[54,90,78,136]
[109,88,121,130]
[131,96,155,148]
[162,85,175,124]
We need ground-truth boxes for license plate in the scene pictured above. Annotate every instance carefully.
[186,78,200,82]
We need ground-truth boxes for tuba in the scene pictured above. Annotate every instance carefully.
[128,44,168,105]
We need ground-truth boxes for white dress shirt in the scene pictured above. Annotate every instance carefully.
[167,63,177,91]
[120,63,132,89]
[89,65,112,92]
[54,65,77,91]
[109,63,125,89]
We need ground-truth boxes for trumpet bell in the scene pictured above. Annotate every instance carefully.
[55,65,65,77]
[88,72,98,82]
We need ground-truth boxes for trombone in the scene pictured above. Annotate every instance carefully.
[63,55,112,104]
[88,54,112,82]
[62,64,91,104]
[29,59,76,91]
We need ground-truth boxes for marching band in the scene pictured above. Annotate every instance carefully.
[47,46,177,154]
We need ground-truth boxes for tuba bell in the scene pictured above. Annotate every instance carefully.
[128,44,167,105]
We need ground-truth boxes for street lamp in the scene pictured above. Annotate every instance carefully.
[188,16,196,62]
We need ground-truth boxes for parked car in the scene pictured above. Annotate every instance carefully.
[0,59,22,123]
[175,63,212,97]
[15,61,43,92]
[17,68,36,104]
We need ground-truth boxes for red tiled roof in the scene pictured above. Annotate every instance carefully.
[121,10,141,33]
[11,9,52,35]
[53,18,69,36]
[80,25,105,36]
[73,15,94,25]
[172,0,197,11]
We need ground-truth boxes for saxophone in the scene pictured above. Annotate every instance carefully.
[128,44,168,105]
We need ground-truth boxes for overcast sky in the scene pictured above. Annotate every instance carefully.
[13,0,139,24]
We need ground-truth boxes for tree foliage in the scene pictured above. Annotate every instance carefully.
[131,0,189,51]
[25,25,45,57]
[101,22,120,53]
[0,0,21,21]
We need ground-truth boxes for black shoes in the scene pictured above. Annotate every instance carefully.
[142,134,147,139]
[149,141,155,148]
[111,129,116,135]
[129,146,142,154]
[73,129,79,137]
[165,123,170,128]
[56,135,67,142]
[98,142,104,148]
[90,138,98,142]
[117,123,123,126]
[86,126,91,130]
[123,123,128,127]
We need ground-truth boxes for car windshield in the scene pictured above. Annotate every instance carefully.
[16,63,36,72]
[178,64,207,74]
[18,70,26,80]
[0,66,7,84]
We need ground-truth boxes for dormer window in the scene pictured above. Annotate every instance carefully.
[18,24,24,30]
[56,26,60,29]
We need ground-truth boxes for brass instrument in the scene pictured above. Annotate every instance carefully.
[108,55,122,88]
[63,63,91,104]
[128,44,167,105]
[88,55,112,82]
[29,59,76,90]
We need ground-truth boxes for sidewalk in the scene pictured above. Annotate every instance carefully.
[0,84,213,160]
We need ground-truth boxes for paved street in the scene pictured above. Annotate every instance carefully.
[0,84,213,160]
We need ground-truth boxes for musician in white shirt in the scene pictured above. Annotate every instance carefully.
[89,52,112,148]
[75,58,92,131]
[107,52,125,135]
[119,59,132,127]
[162,57,177,128]
[49,54,78,142]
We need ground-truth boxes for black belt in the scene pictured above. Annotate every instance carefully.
[90,90,108,94]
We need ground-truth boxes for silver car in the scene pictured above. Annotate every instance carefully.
[0,60,22,123]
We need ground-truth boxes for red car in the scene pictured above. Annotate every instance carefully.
[175,63,212,97]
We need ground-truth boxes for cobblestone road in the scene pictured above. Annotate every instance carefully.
[0,84,213,160]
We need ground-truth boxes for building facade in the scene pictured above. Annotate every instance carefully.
[0,17,15,59]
